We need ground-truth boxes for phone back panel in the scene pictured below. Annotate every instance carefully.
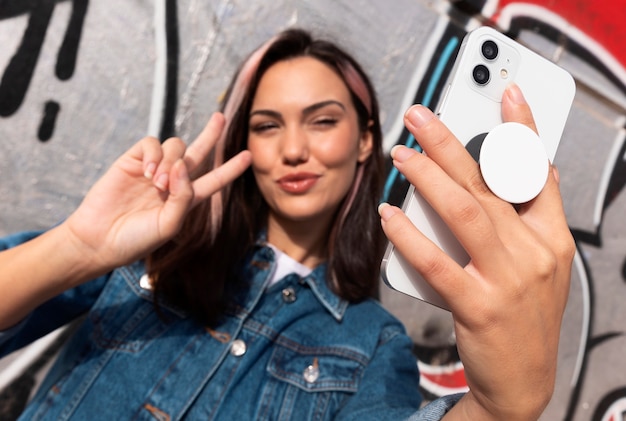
[381,26,575,309]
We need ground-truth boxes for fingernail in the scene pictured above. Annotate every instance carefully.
[378,202,397,221]
[506,83,527,104]
[155,173,169,191]
[144,162,156,179]
[175,159,189,180]
[404,105,435,129]
[390,145,417,163]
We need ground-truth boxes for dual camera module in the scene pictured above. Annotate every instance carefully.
[472,40,498,86]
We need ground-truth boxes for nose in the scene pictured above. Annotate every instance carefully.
[281,126,309,165]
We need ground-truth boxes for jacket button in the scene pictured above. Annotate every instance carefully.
[139,274,153,290]
[282,287,297,303]
[303,358,320,384]
[230,339,247,357]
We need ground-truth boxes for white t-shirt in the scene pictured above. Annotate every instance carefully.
[266,244,312,287]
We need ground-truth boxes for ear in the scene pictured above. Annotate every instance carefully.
[357,120,374,163]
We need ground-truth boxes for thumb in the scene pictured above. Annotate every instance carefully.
[501,83,538,134]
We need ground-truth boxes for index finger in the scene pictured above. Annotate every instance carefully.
[190,150,252,208]
[183,112,226,176]
[405,105,488,199]
[403,105,513,219]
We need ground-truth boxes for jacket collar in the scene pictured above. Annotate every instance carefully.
[304,264,348,322]
[252,235,348,322]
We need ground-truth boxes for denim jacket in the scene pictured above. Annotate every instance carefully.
[1,231,461,420]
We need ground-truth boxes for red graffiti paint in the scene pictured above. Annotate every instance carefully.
[491,0,626,82]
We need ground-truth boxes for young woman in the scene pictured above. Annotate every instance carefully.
[0,29,573,420]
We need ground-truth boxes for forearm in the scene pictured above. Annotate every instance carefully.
[0,223,107,330]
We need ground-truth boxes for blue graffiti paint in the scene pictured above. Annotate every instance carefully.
[382,36,459,202]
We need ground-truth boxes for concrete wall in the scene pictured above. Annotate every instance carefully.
[1,1,625,419]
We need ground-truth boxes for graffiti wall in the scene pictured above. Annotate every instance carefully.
[1,1,625,420]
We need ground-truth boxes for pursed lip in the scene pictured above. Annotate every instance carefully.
[276,172,321,194]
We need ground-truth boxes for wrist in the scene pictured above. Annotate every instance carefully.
[55,220,113,283]
[443,390,549,421]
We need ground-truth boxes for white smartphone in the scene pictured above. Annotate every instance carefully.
[381,26,576,309]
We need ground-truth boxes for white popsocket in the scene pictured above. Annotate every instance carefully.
[479,122,549,204]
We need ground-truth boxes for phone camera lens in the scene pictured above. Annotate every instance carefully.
[481,40,498,60]
[472,64,490,85]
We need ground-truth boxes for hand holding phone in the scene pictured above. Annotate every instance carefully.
[381,26,575,309]
[379,86,575,421]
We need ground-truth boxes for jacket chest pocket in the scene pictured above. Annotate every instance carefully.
[260,344,367,420]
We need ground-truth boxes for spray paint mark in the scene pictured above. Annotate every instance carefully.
[160,0,179,140]
[0,0,89,141]
[37,100,60,142]
[56,0,88,81]
[0,1,55,117]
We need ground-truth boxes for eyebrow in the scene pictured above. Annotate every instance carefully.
[249,100,346,120]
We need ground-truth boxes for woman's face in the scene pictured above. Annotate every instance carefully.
[248,56,372,232]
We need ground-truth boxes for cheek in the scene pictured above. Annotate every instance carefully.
[315,143,360,191]
[248,142,273,174]
[315,136,361,169]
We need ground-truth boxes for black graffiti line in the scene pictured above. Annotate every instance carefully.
[0,0,55,117]
[0,0,70,20]
[56,0,88,81]
[38,100,60,141]
[40,0,89,142]
[0,0,89,144]
[159,0,179,140]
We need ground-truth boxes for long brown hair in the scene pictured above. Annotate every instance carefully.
[148,28,385,326]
